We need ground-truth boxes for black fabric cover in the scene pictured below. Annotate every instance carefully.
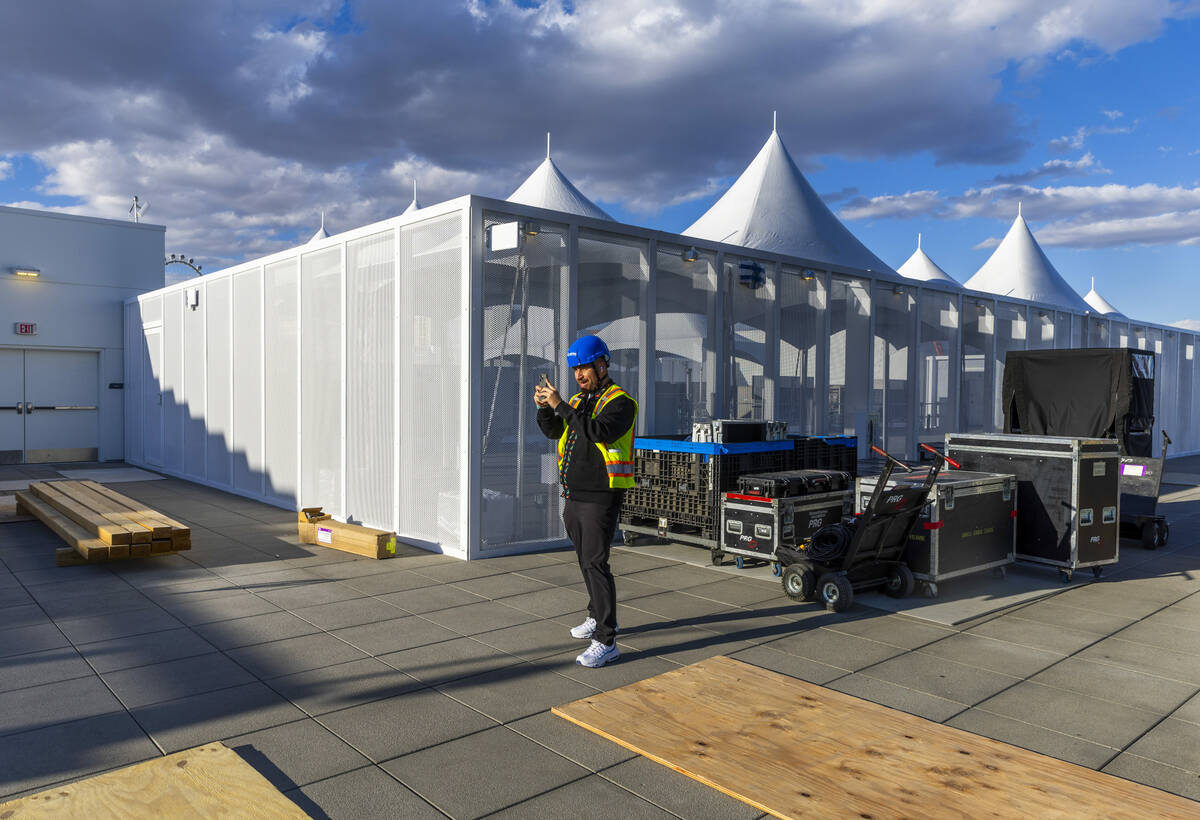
[1002,348,1155,457]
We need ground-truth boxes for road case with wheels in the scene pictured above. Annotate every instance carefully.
[719,488,854,574]
[945,433,1119,581]
[856,470,1016,597]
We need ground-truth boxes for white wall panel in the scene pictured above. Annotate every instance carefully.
[300,247,342,515]
[400,214,462,548]
[264,259,299,505]
[162,290,184,472]
[346,231,395,529]
[232,269,264,495]
[205,277,232,486]
[123,302,143,465]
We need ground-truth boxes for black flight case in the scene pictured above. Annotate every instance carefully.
[719,470,854,575]
[856,470,1016,597]
[945,433,1119,582]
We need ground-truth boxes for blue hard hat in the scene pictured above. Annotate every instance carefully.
[567,334,610,368]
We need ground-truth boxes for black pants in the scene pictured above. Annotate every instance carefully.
[563,496,621,646]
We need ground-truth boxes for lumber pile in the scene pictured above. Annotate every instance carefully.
[298,507,397,559]
[15,480,191,567]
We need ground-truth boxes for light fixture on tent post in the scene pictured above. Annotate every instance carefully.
[682,246,699,263]
[801,269,815,281]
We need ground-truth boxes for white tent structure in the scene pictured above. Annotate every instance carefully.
[308,211,330,243]
[507,135,612,221]
[897,235,959,286]
[684,125,895,275]
[402,181,421,215]
[1084,277,1127,318]
[123,141,1200,560]
[963,210,1091,312]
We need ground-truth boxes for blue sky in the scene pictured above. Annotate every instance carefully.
[1,1,1197,326]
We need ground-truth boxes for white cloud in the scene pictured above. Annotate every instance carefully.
[1103,109,1124,119]
[990,153,1109,184]
[1049,122,1137,152]
[838,190,943,220]
[1171,319,1200,331]
[0,160,11,180]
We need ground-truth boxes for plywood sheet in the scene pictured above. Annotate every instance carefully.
[0,742,310,819]
[553,656,1198,820]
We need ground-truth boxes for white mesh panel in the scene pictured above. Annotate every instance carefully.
[205,277,232,486]
[163,291,184,471]
[301,247,342,515]
[183,288,206,477]
[123,302,142,464]
[871,283,913,456]
[917,291,958,447]
[778,267,825,435]
[264,259,299,504]
[654,246,717,434]
[346,231,395,529]
[233,269,264,495]
[400,214,462,547]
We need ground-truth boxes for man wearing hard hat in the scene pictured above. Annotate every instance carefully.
[535,334,638,668]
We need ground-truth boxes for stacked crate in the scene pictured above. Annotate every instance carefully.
[622,434,856,540]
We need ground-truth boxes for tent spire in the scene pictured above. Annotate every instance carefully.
[320,210,325,231]
[1018,201,1022,218]
[917,232,922,250]
[413,180,417,201]
[772,110,777,133]
[546,132,551,160]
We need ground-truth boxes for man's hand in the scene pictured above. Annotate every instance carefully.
[534,378,563,410]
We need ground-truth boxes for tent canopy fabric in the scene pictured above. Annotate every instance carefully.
[507,157,612,221]
[1084,278,1127,318]
[897,244,960,287]
[963,214,1091,312]
[684,130,895,275]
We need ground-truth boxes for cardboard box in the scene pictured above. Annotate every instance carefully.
[297,508,397,559]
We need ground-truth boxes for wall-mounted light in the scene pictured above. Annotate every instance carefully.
[11,266,40,278]
[1038,310,1049,319]
[893,285,907,295]
[682,246,699,263]
[521,222,539,237]
[975,300,987,312]
[801,269,816,281]
[186,288,200,311]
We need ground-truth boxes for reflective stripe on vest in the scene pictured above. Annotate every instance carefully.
[556,383,638,490]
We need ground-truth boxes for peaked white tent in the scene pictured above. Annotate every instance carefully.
[308,211,330,243]
[507,135,612,221]
[1083,277,1127,318]
[403,181,421,215]
[963,210,1091,312]
[897,234,959,286]
[684,126,895,274]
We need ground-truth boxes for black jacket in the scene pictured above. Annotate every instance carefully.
[536,380,637,503]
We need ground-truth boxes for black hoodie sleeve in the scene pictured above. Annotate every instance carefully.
[536,405,565,440]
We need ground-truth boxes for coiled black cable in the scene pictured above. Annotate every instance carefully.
[806,521,857,562]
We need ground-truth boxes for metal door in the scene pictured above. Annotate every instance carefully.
[23,349,100,463]
[142,329,164,466]
[0,350,24,464]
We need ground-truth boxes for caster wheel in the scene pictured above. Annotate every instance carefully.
[1059,569,1072,583]
[817,572,854,612]
[735,555,744,570]
[884,565,915,599]
[772,562,783,578]
[1159,520,1170,547]
[923,582,938,599]
[621,530,639,546]
[781,565,816,602]
[710,550,724,567]
[1141,520,1165,550]
[1092,566,1104,579]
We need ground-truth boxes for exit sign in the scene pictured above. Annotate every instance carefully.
[15,323,37,336]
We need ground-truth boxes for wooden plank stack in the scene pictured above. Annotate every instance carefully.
[15,480,191,567]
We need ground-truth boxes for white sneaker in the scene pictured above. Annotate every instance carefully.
[570,617,619,640]
[576,640,620,668]
[570,617,597,640]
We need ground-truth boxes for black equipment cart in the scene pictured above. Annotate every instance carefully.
[856,470,1016,597]
[1002,348,1169,548]
[776,444,952,612]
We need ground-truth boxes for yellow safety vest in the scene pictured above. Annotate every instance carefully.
[557,382,638,489]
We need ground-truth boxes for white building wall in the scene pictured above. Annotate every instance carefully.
[0,205,163,463]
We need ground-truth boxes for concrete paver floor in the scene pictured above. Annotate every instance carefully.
[0,463,1198,818]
